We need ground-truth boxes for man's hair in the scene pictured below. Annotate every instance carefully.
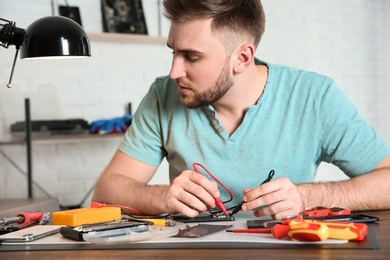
[162,0,266,49]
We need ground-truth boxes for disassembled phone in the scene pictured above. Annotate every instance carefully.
[0,225,62,243]
[174,224,233,238]
[169,213,234,223]
[60,220,150,241]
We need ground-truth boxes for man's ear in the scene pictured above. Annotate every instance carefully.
[233,44,255,74]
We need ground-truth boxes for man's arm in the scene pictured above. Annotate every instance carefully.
[242,155,390,220]
[299,155,390,211]
[92,149,220,217]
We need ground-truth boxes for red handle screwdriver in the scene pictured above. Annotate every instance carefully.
[0,211,43,226]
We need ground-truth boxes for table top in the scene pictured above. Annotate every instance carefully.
[1,209,390,260]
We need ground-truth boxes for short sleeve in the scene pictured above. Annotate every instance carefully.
[319,82,390,176]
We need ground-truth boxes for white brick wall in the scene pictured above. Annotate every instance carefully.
[0,0,389,206]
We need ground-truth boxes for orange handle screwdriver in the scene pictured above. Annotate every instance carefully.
[298,219,368,241]
[272,222,329,242]
[276,216,368,241]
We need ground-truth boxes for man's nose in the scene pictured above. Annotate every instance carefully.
[169,58,186,79]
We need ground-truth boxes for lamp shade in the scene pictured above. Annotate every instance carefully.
[20,16,91,59]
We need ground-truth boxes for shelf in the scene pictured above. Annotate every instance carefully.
[0,133,124,143]
[87,32,167,45]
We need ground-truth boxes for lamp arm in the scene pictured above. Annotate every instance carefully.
[0,18,26,49]
[0,18,26,88]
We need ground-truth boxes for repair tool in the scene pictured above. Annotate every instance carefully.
[133,218,177,227]
[193,162,232,217]
[0,211,44,226]
[302,206,351,217]
[52,207,122,226]
[230,169,275,217]
[265,215,368,241]
[90,201,145,215]
[226,224,329,242]
[272,222,329,242]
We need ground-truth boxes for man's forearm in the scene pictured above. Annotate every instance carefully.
[297,168,390,211]
[92,173,171,216]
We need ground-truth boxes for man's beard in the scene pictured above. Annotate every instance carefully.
[178,59,233,109]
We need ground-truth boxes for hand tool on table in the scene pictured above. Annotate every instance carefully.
[134,218,177,227]
[265,215,368,241]
[230,169,275,217]
[226,224,328,242]
[302,206,351,217]
[0,211,44,226]
[272,222,329,242]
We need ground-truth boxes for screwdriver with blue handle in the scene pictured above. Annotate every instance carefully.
[230,170,275,217]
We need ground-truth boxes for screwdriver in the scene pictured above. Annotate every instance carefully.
[268,216,368,241]
[225,223,329,242]
[0,211,43,226]
[272,222,330,242]
[292,218,368,241]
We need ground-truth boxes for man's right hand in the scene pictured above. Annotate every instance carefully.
[163,170,220,217]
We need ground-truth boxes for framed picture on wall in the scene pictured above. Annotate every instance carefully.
[101,0,148,35]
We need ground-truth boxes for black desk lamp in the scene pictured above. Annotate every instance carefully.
[0,16,91,198]
[0,16,91,88]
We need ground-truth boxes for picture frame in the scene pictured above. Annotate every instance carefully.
[101,0,148,35]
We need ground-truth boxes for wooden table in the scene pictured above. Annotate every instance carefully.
[1,209,390,259]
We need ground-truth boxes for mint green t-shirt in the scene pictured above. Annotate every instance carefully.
[119,60,390,207]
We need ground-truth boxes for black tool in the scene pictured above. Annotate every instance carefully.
[230,170,275,217]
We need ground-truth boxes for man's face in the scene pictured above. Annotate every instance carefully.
[167,19,233,108]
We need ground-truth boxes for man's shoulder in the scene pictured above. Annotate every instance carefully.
[267,61,333,83]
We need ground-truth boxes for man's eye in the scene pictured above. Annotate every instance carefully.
[185,54,199,62]
[170,51,198,62]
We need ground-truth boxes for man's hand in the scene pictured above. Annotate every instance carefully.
[241,177,305,220]
[163,170,220,217]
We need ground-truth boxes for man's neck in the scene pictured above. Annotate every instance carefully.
[213,63,268,135]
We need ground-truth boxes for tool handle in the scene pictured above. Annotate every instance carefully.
[325,223,367,241]
[283,217,368,241]
[272,223,329,242]
[16,211,43,225]
[215,198,229,217]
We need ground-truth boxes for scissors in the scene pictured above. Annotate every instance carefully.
[229,169,275,217]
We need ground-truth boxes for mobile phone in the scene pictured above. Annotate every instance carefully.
[247,219,268,229]
[60,220,150,241]
[169,213,235,223]
[0,225,62,243]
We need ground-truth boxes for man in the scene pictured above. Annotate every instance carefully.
[92,0,390,220]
